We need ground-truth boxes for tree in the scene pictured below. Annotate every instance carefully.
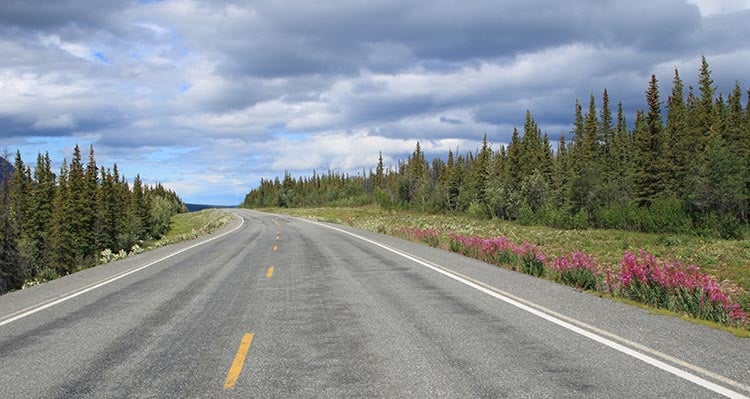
[689,137,746,236]
[474,133,493,209]
[26,152,56,272]
[634,74,667,206]
[665,68,689,196]
[506,127,522,185]
[599,89,614,179]
[582,94,599,164]
[0,150,21,294]
[374,152,385,189]
[697,55,717,142]
[50,159,75,274]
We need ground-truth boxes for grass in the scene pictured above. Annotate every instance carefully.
[145,209,233,249]
[611,297,750,338]
[163,209,232,239]
[266,206,750,319]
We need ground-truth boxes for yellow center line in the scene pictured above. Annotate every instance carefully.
[273,245,278,251]
[266,266,274,278]
[224,333,254,390]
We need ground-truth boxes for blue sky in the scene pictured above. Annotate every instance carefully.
[1,0,749,205]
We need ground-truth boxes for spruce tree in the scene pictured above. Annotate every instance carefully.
[50,160,75,274]
[26,153,56,273]
[552,134,570,207]
[665,68,689,196]
[474,134,493,208]
[571,99,585,174]
[697,55,717,141]
[726,82,745,149]
[11,151,27,240]
[506,127,522,185]
[375,152,385,189]
[583,94,599,164]
[635,74,667,205]
[599,89,614,179]
[0,150,21,293]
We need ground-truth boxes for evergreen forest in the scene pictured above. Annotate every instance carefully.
[0,145,186,294]
[242,57,750,240]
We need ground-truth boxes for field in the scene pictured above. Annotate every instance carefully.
[268,206,750,330]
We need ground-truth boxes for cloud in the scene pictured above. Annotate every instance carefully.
[0,0,748,204]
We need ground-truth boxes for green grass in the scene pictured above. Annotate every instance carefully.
[145,209,232,249]
[267,206,750,303]
[611,297,750,338]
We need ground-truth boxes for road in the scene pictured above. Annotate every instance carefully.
[0,209,748,398]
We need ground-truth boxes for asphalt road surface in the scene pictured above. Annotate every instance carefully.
[1,209,749,398]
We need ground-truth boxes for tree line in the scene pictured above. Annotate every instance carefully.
[0,145,187,294]
[242,56,749,239]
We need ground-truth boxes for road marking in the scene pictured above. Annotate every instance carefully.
[224,333,254,390]
[266,266,274,278]
[301,219,750,399]
[273,245,278,251]
[0,213,245,328]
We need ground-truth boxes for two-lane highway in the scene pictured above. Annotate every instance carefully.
[1,209,748,398]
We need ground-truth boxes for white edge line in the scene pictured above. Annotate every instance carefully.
[0,212,245,328]
[301,218,748,399]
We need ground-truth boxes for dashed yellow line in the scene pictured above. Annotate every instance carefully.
[266,266,274,278]
[224,333,254,390]
[273,245,278,252]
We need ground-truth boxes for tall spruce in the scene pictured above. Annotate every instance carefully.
[27,153,55,271]
[665,68,689,196]
[635,74,667,205]
[0,151,21,293]
[599,89,614,179]
[50,159,75,274]
[697,55,717,141]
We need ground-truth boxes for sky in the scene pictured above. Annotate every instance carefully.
[0,0,749,205]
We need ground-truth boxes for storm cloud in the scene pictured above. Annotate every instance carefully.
[0,0,748,204]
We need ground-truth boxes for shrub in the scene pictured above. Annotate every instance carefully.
[466,201,490,220]
[717,214,743,240]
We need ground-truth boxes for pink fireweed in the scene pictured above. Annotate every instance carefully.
[550,251,600,291]
[615,250,746,324]
[390,225,747,328]
[449,233,546,276]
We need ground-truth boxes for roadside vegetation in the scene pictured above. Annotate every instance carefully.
[98,209,232,265]
[274,206,750,331]
[244,57,749,242]
[0,145,188,294]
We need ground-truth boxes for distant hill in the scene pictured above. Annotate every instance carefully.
[0,156,14,182]
[185,203,236,212]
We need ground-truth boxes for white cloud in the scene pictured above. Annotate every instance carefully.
[687,0,750,15]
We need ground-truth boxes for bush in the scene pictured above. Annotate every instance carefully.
[466,201,490,220]
[634,197,692,234]
[21,268,61,289]
[717,214,744,240]
[517,203,535,226]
